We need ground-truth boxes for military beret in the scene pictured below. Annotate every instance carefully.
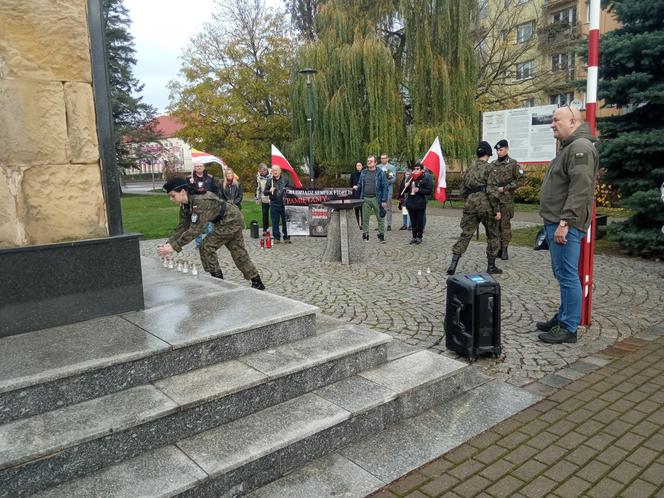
[162,177,189,193]
[494,139,509,149]
[476,141,493,158]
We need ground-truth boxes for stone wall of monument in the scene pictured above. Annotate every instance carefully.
[0,0,109,248]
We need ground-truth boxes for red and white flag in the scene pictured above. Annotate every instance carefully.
[421,137,446,203]
[271,145,303,188]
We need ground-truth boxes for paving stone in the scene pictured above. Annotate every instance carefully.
[418,473,460,496]
[384,471,429,495]
[418,459,454,478]
[614,432,646,452]
[452,474,491,497]
[619,479,657,498]
[518,475,557,498]
[532,444,567,465]
[595,445,630,466]
[478,459,515,481]
[565,445,598,466]
[512,460,547,481]
[608,460,643,484]
[448,459,484,481]
[543,459,577,482]
[639,461,664,487]
[575,460,611,483]
[485,475,524,498]
[585,477,625,498]
[551,476,592,498]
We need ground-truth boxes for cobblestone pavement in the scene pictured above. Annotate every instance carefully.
[140,208,664,387]
[370,328,664,498]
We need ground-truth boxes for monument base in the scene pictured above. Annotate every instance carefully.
[0,234,144,337]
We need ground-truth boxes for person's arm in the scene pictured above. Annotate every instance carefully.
[560,141,597,226]
[235,183,243,206]
[418,175,433,197]
[503,161,526,192]
[169,198,218,252]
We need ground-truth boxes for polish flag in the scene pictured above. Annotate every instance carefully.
[271,145,303,188]
[421,137,446,203]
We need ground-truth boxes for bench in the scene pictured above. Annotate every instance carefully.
[444,189,464,207]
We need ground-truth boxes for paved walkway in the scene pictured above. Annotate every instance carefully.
[139,206,663,387]
[369,325,664,498]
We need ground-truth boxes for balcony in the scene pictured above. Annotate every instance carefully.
[538,21,582,51]
[542,0,576,10]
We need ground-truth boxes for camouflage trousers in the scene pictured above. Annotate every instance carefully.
[452,209,500,258]
[199,213,258,280]
[498,202,515,245]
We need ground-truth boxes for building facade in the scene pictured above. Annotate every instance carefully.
[479,0,620,117]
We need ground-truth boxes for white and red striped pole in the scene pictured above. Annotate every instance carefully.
[579,0,601,326]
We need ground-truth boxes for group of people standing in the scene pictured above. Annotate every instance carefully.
[254,163,293,243]
[351,153,433,245]
[446,139,524,276]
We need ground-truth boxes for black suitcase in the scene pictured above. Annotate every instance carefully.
[445,273,501,360]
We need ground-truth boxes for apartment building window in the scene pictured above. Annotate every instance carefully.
[500,29,508,42]
[516,60,534,80]
[549,92,575,106]
[516,21,535,43]
[552,7,577,25]
[551,52,575,78]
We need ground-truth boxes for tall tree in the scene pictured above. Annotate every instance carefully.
[102,0,161,171]
[290,0,404,173]
[598,0,664,256]
[290,0,478,172]
[286,0,318,41]
[168,0,294,177]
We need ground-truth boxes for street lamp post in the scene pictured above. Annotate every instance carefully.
[299,67,317,188]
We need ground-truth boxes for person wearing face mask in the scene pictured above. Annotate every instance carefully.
[404,163,432,244]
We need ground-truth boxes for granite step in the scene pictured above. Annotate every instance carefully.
[0,324,390,497]
[0,286,318,424]
[30,350,488,498]
[247,380,543,498]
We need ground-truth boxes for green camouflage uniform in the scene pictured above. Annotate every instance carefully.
[491,155,525,245]
[167,191,259,279]
[452,159,501,257]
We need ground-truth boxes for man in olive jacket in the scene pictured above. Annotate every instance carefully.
[537,106,598,344]
[157,178,265,290]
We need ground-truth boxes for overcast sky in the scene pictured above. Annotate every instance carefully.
[124,0,284,114]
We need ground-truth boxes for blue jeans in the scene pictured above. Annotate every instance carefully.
[270,205,288,240]
[544,223,585,333]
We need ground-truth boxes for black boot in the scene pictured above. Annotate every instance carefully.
[500,245,509,260]
[210,270,224,279]
[487,257,503,274]
[251,275,266,290]
[446,255,460,275]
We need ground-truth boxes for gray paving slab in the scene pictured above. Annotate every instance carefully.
[176,393,349,477]
[122,288,318,348]
[315,376,397,415]
[0,385,176,469]
[359,350,466,392]
[245,452,383,498]
[339,380,542,483]
[31,446,206,498]
[0,316,170,393]
[141,211,664,386]
[241,326,390,378]
[153,359,267,407]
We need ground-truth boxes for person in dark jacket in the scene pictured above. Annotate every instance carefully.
[220,167,243,209]
[536,106,598,344]
[358,155,389,242]
[264,165,292,243]
[404,162,433,244]
[397,169,412,230]
[350,161,364,227]
[189,163,218,195]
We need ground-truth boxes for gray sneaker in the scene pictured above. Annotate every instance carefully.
[536,315,559,331]
[538,325,577,344]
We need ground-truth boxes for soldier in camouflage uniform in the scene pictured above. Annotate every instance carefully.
[157,178,266,290]
[492,139,525,260]
[446,141,502,276]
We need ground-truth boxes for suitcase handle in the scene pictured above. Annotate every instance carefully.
[451,296,465,332]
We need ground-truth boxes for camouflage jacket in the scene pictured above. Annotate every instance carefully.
[491,155,525,205]
[167,191,239,252]
[461,159,500,215]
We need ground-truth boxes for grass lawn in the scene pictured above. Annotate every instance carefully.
[478,224,624,256]
[121,194,264,240]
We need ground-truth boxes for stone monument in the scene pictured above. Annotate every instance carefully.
[0,0,143,337]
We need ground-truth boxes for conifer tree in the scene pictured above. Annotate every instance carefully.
[102,0,161,171]
[598,0,664,256]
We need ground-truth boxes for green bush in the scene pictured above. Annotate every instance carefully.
[514,170,545,204]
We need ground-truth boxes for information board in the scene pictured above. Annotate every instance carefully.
[482,104,557,163]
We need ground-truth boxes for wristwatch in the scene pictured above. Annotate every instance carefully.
[559,220,568,227]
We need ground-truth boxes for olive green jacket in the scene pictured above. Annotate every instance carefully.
[491,155,525,205]
[539,123,598,231]
[167,192,230,252]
